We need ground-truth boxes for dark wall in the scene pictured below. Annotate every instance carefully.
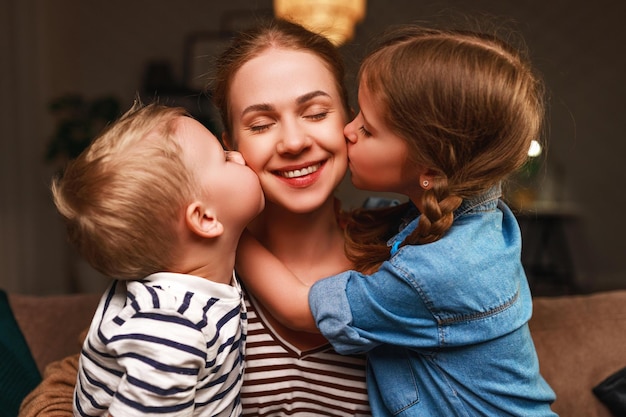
[3,0,624,294]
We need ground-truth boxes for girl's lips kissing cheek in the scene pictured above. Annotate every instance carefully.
[273,161,325,187]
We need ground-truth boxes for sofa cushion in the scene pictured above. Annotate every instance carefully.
[530,290,626,417]
[8,292,100,375]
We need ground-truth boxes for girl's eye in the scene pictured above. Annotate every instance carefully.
[359,126,372,137]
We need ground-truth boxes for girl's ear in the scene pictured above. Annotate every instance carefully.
[185,202,224,238]
[222,132,234,151]
[419,169,438,190]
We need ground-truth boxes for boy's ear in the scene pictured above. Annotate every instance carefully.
[185,202,224,238]
[221,132,234,151]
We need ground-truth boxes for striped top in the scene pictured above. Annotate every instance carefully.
[74,272,246,417]
[241,290,371,416]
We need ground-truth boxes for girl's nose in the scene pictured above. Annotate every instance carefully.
[344,117,358,143]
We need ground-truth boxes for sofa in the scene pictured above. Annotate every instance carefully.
[3,289,626,416]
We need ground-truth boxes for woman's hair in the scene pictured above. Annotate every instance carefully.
[51,102,196,279]
[211,18,351,139]
[346,25,546,273]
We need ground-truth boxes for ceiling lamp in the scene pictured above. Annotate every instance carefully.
[274,0,366,46]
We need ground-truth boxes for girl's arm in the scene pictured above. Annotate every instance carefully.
[235,230,318,333]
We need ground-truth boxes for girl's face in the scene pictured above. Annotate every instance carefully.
[227,48,348,214]
[344,81,425,202]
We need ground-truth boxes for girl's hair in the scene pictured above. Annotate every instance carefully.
[346,25,546,273]
[51,102,196,279]
[211,18,351,139]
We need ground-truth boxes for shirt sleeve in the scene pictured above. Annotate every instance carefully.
[308,259,440,355]
[106,310,207,416]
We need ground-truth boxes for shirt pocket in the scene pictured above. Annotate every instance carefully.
[370,348,420,415]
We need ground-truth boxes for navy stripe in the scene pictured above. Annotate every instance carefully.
[126,374,195,396]
[132,311,198,329]
[116,351,200,375]
[77,377,109,413]
[127,292,140,312]
[197,297,219,328]
[204,306,240,347]
[197,372,243,406]
[217,305,240,329]
[82,366,117,396]
[178,291,193,315]
[100,282,118,318]
[85,336,202,376]
[207,338,243,376]
[81,347,124,378]
[217,334,237,355]
[144,285,160,308]
[109,333,207,358]
[74,391,93,417]
[115,391,194,413]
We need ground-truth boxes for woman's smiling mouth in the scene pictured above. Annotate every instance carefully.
[276,162,322,179]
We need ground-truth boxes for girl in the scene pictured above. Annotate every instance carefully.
[236,25,558,416]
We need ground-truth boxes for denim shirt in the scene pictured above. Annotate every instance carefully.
[309,187,557,416]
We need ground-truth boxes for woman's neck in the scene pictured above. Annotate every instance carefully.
[248,197,351,285]
[245,197,351,351]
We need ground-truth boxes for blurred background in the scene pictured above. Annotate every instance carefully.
[1,0,624,296]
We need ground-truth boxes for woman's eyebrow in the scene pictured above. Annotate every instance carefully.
[241,91,330,117]
[241,103,274,117]
[297,90,331,105]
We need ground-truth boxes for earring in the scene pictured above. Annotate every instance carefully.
[422,180,429,188]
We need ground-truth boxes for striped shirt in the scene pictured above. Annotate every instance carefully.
[241,290,371,416]
[74,272,246,416]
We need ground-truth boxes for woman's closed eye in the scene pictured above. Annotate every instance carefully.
[359,126,372,137]
[245,115,275,133]
[248,123,273,133]
[304,110,330,121]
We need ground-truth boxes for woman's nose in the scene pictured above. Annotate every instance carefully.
[276,119,312,154]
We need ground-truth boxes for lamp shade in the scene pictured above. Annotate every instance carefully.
[274,0,366,46]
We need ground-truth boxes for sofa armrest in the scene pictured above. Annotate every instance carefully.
[8,293,100,374]
[530,290,626,417]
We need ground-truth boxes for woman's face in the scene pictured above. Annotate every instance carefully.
[227,47,348,214]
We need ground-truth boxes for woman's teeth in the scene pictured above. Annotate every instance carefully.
[280,163,321,178]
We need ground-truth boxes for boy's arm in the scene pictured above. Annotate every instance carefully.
[236,230,318,333]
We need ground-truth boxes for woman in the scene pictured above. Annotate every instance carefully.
[19,19,371,416]
[214,18,370,416]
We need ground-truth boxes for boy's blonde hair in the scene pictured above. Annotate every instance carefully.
[52,102,196,279]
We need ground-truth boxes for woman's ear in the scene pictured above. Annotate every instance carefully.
[185,202,224,238]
